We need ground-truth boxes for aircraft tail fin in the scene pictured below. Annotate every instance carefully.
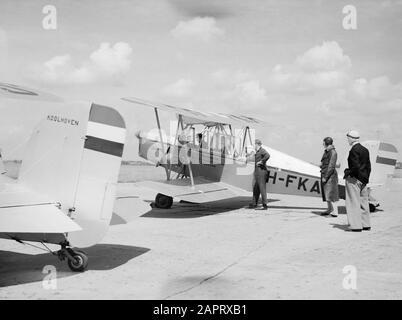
[19,102,126,247]
[362,141,399,186]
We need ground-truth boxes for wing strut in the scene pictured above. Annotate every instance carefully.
[154,107,170,180]
[169,115,182,178]
[187,155,195,189]
[241,127,248,156]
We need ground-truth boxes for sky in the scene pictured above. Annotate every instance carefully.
[0,0,401,164]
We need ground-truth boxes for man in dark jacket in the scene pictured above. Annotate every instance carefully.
[248,139,270,210]
[320,137,339,217]
[344,130,371,232]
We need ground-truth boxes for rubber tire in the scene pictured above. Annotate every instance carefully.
[369,203,376,213]
[67,250,89,272]
[155,193,173,209]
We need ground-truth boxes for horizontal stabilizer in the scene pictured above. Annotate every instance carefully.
[0,203,81,233]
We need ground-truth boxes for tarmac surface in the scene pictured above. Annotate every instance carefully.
[1,175,402,299]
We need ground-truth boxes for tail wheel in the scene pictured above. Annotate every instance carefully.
[67,250,89,272]
[369,203,376,213]
[155,193,173,209]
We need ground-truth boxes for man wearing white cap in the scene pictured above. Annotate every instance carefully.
[344,130,371,232]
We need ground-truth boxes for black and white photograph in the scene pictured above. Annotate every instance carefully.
[0,0,402,303]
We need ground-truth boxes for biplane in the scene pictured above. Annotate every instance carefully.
[121,97,398,211]
[0,83,126,271]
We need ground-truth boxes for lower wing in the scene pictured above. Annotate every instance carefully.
[118,177,249,204]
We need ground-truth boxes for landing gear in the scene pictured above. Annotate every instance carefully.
[155,193,173,209]
[57,242,89,272]
[67,251,89,272]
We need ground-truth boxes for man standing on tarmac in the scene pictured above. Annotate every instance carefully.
[248,139,270,210]
[344,130,371,232]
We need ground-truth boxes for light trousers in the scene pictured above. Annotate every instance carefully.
[345,176,370,230]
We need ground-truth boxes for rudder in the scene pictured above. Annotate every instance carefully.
[362,140,399,185]
[68,104,126,247]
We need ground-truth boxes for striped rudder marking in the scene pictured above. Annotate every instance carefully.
[84,104,126,157]
[377,142,398,167]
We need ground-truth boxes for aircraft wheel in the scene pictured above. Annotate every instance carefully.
[155,193,173,209]
[67,250,89,272]
[369,203,376,213]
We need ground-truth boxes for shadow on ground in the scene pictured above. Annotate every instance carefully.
[112,195,328,222]
[329,223,350,231]
[266,205,326,212]
[0,244,149,287]
[140,197,282,219]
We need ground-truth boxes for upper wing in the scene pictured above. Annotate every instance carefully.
[0,82,63,102]
[120,177,249,204]
[121,97,266,127]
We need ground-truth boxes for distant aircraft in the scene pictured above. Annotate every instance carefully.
[121,97,398,212]
[0,83,126,271]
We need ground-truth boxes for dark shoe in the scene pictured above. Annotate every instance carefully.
[248,203,257,209]
[362,227,371,231]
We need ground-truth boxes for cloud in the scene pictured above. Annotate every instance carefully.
[168,0,234,18]
[264,40,402,115]
[209,42,402,119]
[235,80,267,103]
[351,76,402,101]
[40,42,133,84]
[320,75,402,115]
[295,41,351,72]
[205,41,402,156]
[171,17,224,42]
[268,41,352,93]
[209,69,269,108]
[162,78,194,97]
